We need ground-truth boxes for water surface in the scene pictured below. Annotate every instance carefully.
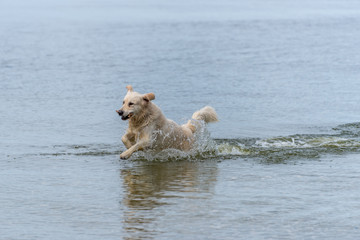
[2,0,360,239]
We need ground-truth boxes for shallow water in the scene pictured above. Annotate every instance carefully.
[2,0,360,239]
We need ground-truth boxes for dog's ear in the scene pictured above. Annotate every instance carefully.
[126,85,133,92]
[143,93,155,102]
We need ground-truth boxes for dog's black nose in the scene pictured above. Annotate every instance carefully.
[116,110,123,116]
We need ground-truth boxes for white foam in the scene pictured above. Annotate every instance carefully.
[216,143,250,156]
[255,137,308,148]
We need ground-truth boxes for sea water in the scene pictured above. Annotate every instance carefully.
[2,0,360,239]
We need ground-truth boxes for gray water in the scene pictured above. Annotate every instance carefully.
[2,0,360,239]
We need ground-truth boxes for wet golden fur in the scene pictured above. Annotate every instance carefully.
[116,85,218,159]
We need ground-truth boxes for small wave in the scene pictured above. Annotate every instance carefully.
[254,135,360,149]
[333,122,360,137]
[306,136,360,148]
[214,131,360,162]
[37,143,121,157]
[24,122,360,162]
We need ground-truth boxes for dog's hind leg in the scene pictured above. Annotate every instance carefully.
[183,120,200,133]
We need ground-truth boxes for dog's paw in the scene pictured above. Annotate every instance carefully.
[120,151,131,160]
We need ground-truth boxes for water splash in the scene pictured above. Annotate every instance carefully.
[133,120,218,161]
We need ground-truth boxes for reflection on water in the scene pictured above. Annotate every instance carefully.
[120,160,218,239]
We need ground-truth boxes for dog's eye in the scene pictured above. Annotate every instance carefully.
[128,102,134,106]
[123,101,125,105]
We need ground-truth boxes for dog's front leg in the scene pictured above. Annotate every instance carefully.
[122,132,136,149]
[120,134,151,159]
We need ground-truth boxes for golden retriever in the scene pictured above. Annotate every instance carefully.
[116,85,218,159]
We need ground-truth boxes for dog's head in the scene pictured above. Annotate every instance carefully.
[116,85,155,121]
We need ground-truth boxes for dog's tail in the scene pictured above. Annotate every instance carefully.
[192,106,218,123]
[185,106,218,133]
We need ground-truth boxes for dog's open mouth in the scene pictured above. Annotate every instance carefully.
[121,113,133,121]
